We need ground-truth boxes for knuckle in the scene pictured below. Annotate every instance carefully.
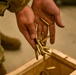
[18,26,25,33]
[27,22,34,28]
[28,20,34,25]
[55,9,60,15]
[19,27,23,33]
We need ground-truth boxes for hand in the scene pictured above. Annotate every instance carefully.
[32,0,64,44]
[15,5,36,49]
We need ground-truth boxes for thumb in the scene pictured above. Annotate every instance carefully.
[27,23,36,39]
[55,14,65,28]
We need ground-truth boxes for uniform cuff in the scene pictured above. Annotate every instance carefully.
[0,2,9,16]
[8,0,30,13]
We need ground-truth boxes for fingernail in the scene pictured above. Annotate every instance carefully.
[59,24,65,28]
[31,34,36,39]
[61,25,65,28]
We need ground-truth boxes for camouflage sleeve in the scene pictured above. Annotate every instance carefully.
[0,45,5,64]
[0,0,30,16]
[0,1,9,16]
[0,34,5,64]
[8,0,30,12]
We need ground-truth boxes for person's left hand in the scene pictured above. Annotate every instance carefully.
[15,5,36,50]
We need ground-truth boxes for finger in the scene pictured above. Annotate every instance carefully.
[37,24,43,40]
[42,23,48,44]
[18,24,36,50]
[27,23,36,39]
[23,30,36,49]
[35,17,43,40]
[35,16,48,41]
[49,21,55,44]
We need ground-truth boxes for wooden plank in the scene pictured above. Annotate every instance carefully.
[6,49,76,75]
[6,53,51,75]
[52,49,76,69]
[70,70,76,75]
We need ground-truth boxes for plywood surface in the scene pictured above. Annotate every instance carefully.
[6,49,76,75]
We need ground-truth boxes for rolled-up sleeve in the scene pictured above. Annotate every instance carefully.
[0,0,30,16]
[8,0,30,12]
[0,1,9,16]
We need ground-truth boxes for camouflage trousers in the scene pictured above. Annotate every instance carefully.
[0,34,5,64]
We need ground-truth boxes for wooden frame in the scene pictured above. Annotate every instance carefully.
[6,49,76,75]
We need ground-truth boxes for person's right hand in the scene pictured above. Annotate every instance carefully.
[15,5,36,49]
[32,0,64,44]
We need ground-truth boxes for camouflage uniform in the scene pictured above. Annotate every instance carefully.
[0,31,5,64]
[54,0,76,5]
[0,0,30,64]
[61,0,76,5]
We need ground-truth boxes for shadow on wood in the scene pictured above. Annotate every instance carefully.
[6,49,76,75]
